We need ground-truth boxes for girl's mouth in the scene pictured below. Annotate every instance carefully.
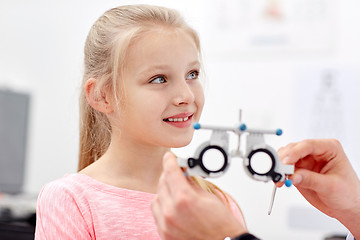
[163,116,190,122]
[163,113,194,128]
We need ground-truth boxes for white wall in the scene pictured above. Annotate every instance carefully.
[1,0,359,239]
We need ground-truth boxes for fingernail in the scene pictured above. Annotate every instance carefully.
[292,174,302,185]
[163,152,172,160]
[282,156,290,164]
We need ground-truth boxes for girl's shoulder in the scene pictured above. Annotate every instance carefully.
[38,173,156,203]
[36,174,91,206]
[39,173,89,195]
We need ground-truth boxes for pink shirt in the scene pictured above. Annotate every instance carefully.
[35,173,243,240]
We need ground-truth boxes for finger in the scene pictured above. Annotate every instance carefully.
[280,139,342,165]
[162,152,192,197]
[150,197,167,240]
[156,169,173,206]
[151,196,161,224]
[278,142,296,159]
[290,168,331,194]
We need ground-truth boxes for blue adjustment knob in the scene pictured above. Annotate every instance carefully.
[276,129,283,136]
[239,123,247,131]
[285,179,292,187]
[193,122,201,130]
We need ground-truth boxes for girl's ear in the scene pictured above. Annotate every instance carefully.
[85,78,114,113]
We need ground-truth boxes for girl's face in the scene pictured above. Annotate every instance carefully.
[112,28,204,148]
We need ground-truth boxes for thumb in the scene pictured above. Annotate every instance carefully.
[292,169,329,194]
[162,151,190,189]
[162,152,181,176]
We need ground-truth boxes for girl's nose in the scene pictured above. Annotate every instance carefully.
[172,80,195,106]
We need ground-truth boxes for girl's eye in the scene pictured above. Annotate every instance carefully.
[187,71,199,80]
[150,76,166,84]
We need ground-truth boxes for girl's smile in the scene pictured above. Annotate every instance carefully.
[163,112,194,128]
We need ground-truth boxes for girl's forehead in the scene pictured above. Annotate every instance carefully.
[130,26,197,50]
[127,28,199,61]
[121,28,199,78]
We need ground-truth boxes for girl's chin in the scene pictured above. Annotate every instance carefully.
[165,138,193,149]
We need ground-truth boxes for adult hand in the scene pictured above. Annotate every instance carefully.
[278,139,360,238]
[151,152,246,240]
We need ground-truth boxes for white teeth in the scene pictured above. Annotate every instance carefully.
[166,117,189,122]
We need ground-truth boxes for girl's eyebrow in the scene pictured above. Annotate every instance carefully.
[137,65,168,78]
[141,64,168,74]
[188,60,201,68]
[139,60,200,75]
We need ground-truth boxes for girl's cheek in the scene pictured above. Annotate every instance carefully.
[197,88,205,107]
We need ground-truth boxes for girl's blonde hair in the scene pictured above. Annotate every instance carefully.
[79,4,200,171]
[78,5,245,225]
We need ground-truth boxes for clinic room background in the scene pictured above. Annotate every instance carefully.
[0,0,359,239]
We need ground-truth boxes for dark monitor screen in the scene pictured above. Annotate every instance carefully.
[0,89,30,194]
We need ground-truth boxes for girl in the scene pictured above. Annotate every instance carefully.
[35,4,245,239]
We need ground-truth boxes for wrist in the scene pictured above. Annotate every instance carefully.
[338,209,360,239]
[332,181,360,239]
